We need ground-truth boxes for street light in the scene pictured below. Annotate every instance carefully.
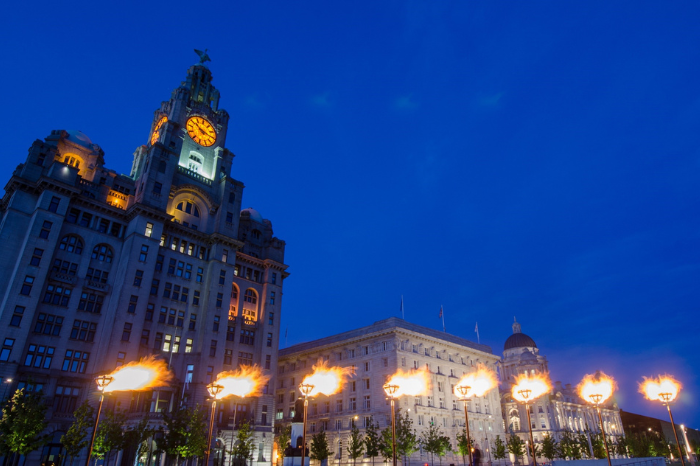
[85,375,113,466]
[383,383,399,466]
[299,382,315,466]
[640,375,686,466]
[454,365,498,466]
[511,374,551,466]
[578,371,616,466]
[1,377,12,402]
[206,382,224,466]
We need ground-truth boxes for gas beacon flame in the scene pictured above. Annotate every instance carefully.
[104,356,174,393]
[454,364,499,398]
[511,372,551,403]
[578,371,616,404]
[640,375,682,403]
[214,365,270,400]
[301,360,355,397]
[385,368,431,397]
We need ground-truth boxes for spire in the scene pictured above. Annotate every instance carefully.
[512,317,521,334]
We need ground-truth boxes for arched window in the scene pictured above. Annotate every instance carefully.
[176,201,201,218]
[59,235,83,254]
[188,153,203,173]
[91,244,114,263]
[64,155,80,169]
[244,289,257,304]
[231,285,239,301]
[251,229,261,240]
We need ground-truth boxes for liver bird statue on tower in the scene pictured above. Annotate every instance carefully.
[194,48,211,65]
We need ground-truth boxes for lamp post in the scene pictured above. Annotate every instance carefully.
[588,394,613,466]
[516,389,538,466]
[299,382,315,466]
[85,375,113,466]
[228,398,239,466]
[383,383,399,466]
[454,385,475,466]
[206,382,224,466]
[660,392,686,466]
[1,377,12,401]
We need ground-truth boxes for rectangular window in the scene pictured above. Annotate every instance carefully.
[134,270,144,286]
[270,291,275,305]
[213,315,220,332]
[196,267,203,282]
[30,248,44,266]
[154,333,163,351]
[209,340,217,357]
[49,196,61,212]
[127,295,138,314]
[265,355,271,370]
[66,208,80,224]
[224,349,233,365]
[364,361,370,372]
[141,329,150,346]
[193,290,200,305]
[78,292,103,313]
[10,306,24,327]
[163,282,172,298]
[20,275,35,295]
[43,284,72,307]
[153,182,162,194]
[349,397,356,411]
[61,349,89,373]
[155,254,164,271]
[185,338,193,353]
[266,332,273,347]
[150,279,159,296]
[189,314,196,330]
[219,270,226,285]
[363,395,371,410]
[222,249,228,262]
[145,222,153,238]
[121,323,132,341]
[268,312,274,325]
[145,303,154,321]
[24,344,54,369]
[116,352,126,367]
[39,220,52,239]
[226,212,233,223]
[54,260,79,277]
[238,351,253,366]
[0,338,15,362]
[272,273,277,284]
[240,329,255,345]
[216,293,223,308]
[70,320,96,342]
[139,245,148,262]
[181,287,189,303]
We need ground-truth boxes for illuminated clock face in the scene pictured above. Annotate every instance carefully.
[186,116,217,147]
[150,116,167,145]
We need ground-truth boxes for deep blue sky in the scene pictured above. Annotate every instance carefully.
[2,1,699,427]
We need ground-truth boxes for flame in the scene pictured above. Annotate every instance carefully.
[104,356,174,393]
[385,368,431,397]
[214,365,270,400]
[301,360,355,397]
[511,372,551,403]
[640,375,682,403]
[578,371,616,404]
[454,365,499,398]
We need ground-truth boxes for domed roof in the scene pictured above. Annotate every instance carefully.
[240,207,264,223]
[66,130,93,148]
[504,332,537,350]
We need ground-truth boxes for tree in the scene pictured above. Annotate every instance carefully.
[577,433,592,459]
[276,425,291,466]
[157,404,208,466]
[493,436,507,461]
[379,427,394,463]
[310,429,333,463]
[61,400,95,466]
[591,433,607,459]
[92,408,126,466]
[420,424,442,466]
[0,388,50,466]
[455,429,474,466]
[395,411,419,464]
[363,418,382,466]
[540,434,557,462]
[506,435,525,464]
[558,431,582,460]
[231,420,256,465]
[614,436,628,458]
[347,423,364,466]
[434,435,451,466]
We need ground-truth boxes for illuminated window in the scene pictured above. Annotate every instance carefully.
[176,201,201,217]
[145,222,153,237]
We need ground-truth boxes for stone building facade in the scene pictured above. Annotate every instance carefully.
[0,60,288,465]
[498,319,623,460]
[276,317,506,466]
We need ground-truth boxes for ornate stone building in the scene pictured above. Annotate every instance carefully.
[0,58,288,465]
[276,317,506,466]
[498,319,624,460]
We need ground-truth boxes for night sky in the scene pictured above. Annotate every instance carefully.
[2,1,699,427]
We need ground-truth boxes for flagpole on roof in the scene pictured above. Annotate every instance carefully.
[401,295,405,320]
[440,305,445,333]
[475,322,480,344]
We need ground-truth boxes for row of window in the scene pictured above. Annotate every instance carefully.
[0,340,88,374]
[65,207,124,238]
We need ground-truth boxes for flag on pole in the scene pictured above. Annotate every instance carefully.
[438,306,443,318]
[440,305,445,332]
[475,322,480,344]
